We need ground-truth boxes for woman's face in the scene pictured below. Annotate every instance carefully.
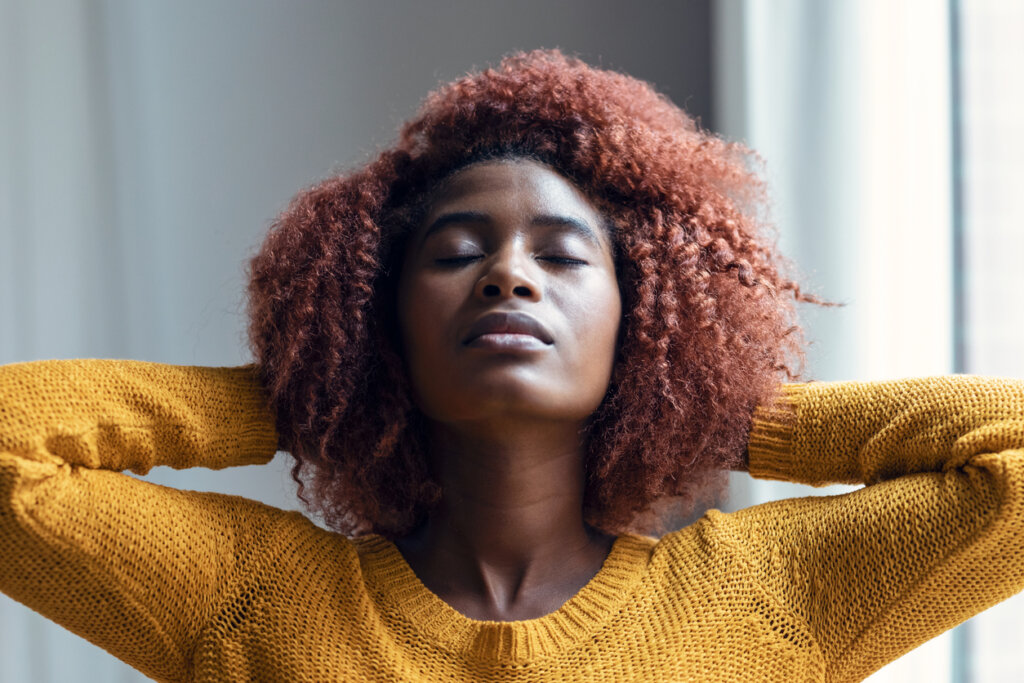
[396,158,622,426]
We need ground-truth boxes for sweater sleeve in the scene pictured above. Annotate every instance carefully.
[728,375,1024,682]
[0,359,281,683]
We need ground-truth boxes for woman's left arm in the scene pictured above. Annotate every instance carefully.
[728,375,1024,682]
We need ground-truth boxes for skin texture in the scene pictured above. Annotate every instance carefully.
[393,159,621,620]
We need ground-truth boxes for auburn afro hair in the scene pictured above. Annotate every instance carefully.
[246,49,828,538]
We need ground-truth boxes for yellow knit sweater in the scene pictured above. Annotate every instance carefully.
[1,360,1022,682]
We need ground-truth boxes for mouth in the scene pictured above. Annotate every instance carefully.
[462,311,555,346]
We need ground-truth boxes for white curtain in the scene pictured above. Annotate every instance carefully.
[0,2,302,679]
[715,0,1023,681]
[955,3,1024,680]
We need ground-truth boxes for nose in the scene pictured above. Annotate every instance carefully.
[473,247,542,302]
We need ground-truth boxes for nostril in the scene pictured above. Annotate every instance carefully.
[483,284,500,296]
[512,286,532,297]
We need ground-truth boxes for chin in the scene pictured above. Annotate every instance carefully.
[433,389,600,426]
[413,366,607,424]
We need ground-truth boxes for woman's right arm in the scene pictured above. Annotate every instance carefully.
[0,359,281,682]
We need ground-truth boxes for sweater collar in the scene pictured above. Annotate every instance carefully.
[352,533,655,663]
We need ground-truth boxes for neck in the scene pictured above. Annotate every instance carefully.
[395,417,615,619]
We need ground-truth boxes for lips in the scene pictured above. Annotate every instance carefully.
[463,311,554,345]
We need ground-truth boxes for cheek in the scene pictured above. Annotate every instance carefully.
[396,273,461,395]
[395,288,437,413]
[395,271,426,372]
[563,276,622,370]
[586,278,622,342]
[397,282,437,365]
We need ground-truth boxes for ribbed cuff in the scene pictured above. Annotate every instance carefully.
[203,364,280,465]
[746,383,805,482]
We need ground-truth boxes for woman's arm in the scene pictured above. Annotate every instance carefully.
[0,359,281,682]
[725,375,1024,682]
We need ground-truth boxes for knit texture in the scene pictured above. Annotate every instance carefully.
[1,360,1022,682]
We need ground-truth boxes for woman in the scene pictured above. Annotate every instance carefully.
[1,50,1022,682]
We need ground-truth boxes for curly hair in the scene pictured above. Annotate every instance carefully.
[247,49,829,538]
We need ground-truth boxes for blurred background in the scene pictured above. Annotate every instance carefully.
[0,0,1021,680]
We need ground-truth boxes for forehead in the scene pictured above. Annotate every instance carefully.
[424,159,604,224]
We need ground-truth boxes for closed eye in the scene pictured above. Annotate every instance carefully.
[434,255,482,266]
[435,255,586,267]
[539,256,588,266]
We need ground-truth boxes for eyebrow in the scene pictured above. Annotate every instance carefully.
[420,210,604,247]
